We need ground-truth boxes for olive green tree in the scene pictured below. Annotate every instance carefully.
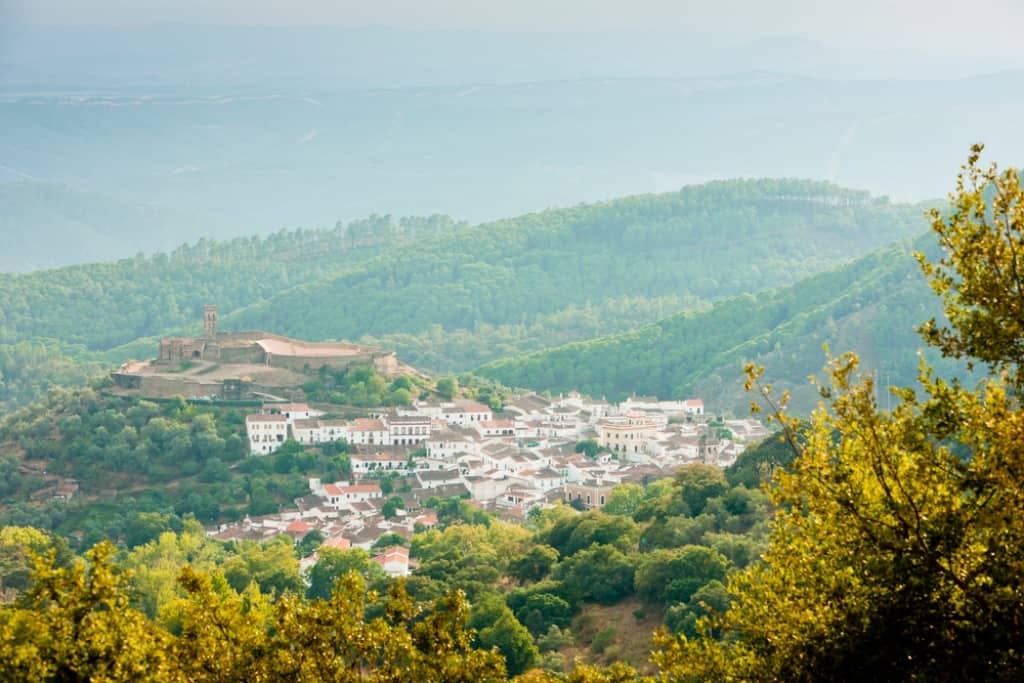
[656,147,1024,681]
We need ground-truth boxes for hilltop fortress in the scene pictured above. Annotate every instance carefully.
[112,305,403,400]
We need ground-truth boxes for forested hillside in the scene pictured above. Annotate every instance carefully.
[0,214,462,350]
[0,214,461,413]
[0,180,924,413]
[223,180,926,370]
[477,235,965,414]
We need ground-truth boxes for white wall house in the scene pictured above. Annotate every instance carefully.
[415,469,463,489]
[683,399,705,416]
[464,474,510,500]
[475,419,516,438]
[597,414,659,456]
[309,479,383,507]
[442,400,492,427]
[336,483,383,502]
[348,418,390,446]
[293,419,321,445]
[425,430,479,459]
[263,402,321,423]
[246,414,288,455]
[387,415,431,445]
[373,546,410,577]
[320,420,349,444]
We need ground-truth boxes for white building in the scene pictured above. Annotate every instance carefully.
[348,418,390,446]
[263,402,319,423]
[425,430,479,459]
[415,469,464,489]
[683,399,705,416]
[337,483,383,502]
[246,414,288,455]
[373,545,410,577]
[320,420,350,443]
[442,400,493,427]
[293,419,322,445]
[475,419,516,438]
[309,478,383,507]
[510,467,563,491]
[619,396,705,417]
[597,413,659,456]
[464,474,510,500]
[386,415,431,446]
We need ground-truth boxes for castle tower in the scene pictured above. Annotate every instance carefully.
[203,305,218,339]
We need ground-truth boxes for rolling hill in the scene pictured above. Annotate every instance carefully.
[0,179,926,413]
[219,179,928,372]
[476,235,967,415]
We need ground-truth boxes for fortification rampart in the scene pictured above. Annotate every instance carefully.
[115,307,410,400]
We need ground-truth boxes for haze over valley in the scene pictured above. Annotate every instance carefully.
[3,26,1024,270]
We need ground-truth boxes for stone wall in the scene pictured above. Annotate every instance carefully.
[218,345,266,364]
[373,352,401,376]
[159,338,206,362]
[111,373,142,389]
[135,375,219,399]
[266,352,379,373]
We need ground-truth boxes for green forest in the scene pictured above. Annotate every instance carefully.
[0,359,466,541]
[0,440,780,679]
[0,180,926,414]
[476,234,970,414]
[0,214,461,413]
[222,180,925,370]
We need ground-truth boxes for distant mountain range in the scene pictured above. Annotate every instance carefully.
[0,182,211,272]
[3,26,1024,269]
[2,26,1018,89]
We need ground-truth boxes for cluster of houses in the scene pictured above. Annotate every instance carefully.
[219,392,770,569]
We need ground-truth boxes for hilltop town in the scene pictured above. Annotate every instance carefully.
[226,391,768,577]
[96,306,770,576]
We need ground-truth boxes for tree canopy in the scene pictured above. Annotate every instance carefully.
[658,145,1024,681]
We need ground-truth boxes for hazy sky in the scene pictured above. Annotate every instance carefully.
[5,0,1024,59]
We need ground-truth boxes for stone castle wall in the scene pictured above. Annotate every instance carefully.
[266,352,379,373]
[218,345,265,364]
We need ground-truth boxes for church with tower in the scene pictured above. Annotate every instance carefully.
[152,305,399,374]
[157,304,221,362]
[116,305,405,400]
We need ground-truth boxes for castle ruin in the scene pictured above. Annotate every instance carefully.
[114,305,403,400]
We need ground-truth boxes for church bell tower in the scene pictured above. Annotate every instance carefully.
[203,304,218,339]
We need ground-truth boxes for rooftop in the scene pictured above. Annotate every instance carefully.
[246,414,287,423]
